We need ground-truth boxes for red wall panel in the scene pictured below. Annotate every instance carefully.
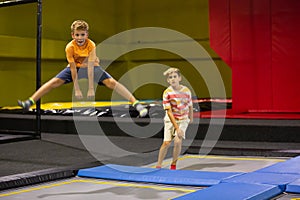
[209,0,232,66]
[271,0,300,111]
[209,0,300,113]
[252,0,273,110]
[230,0,256,112]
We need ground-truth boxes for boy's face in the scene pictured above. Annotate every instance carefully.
[72,29,88,46]
[167,72,181,87]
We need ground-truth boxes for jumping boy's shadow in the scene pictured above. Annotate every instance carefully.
[181,163,235,170]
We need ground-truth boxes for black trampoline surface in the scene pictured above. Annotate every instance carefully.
[0,133,163,177]
[2,133,300,177]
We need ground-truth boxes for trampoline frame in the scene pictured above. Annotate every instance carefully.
[0,0,42,139]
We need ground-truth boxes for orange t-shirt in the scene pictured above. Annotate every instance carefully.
[65,39,99,67]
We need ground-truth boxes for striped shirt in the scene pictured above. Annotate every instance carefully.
[163,85,192,120]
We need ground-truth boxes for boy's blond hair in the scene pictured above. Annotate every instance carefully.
[163,67,181,77]
[71,20,89,33]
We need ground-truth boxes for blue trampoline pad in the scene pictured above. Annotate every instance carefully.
[286,178,300,193]
[223,171,300,191]
[173,182,282,200]
[256,156,300,175]
[77,164,242,187]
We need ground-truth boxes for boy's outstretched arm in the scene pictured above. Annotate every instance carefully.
[69,62,83,99]
[87,61,95,98]
[87,48,96,99]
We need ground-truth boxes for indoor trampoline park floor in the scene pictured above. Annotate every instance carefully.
[1,146,300,200]
[1,100,300,199]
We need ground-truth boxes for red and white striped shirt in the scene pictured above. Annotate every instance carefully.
[163,85,192,120]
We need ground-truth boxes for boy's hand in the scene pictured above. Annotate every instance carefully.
[87,89,95,99]
[75,89,83,99]
[176,128,184,139]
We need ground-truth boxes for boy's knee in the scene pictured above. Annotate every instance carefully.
[103,78,117,89]
[162,141,171,147]
[50,78,64,88]
[174,138,182,146]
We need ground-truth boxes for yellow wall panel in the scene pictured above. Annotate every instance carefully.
[0,0,231,107]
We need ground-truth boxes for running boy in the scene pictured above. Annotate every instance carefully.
[18,20,147,117]
[156,67,193,170]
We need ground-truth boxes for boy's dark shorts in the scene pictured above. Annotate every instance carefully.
[55,66,112,85]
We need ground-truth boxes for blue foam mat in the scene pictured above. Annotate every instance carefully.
[256,156,300,175]
[173,182,282,200]
[78,156,300,199]
[286,178,300,193]
[77,164,242,186]
[223,171,300,191]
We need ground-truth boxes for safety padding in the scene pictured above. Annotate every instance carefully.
[77,164,242,186]
[222,172,300,191]
[0,168,76,190]
[286,179,300,194]
[173,182,282,200]
[256,156,300,175]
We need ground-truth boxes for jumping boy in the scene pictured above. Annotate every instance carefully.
[156,67,193,170]
[18,20,147,117]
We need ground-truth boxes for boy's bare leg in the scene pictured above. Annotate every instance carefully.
[18,78,65,111]
[113,81,136,103]
[103,78,148,117]
[156,141,171,168]
[31,78,65,102]
[170,136,182,169]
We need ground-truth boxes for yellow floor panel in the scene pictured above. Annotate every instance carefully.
[0,178,197,200]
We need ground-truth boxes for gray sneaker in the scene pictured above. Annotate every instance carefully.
[136,104,148,117]
[17,100,33,111]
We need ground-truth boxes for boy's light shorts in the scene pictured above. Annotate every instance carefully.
[163,118,190,141]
